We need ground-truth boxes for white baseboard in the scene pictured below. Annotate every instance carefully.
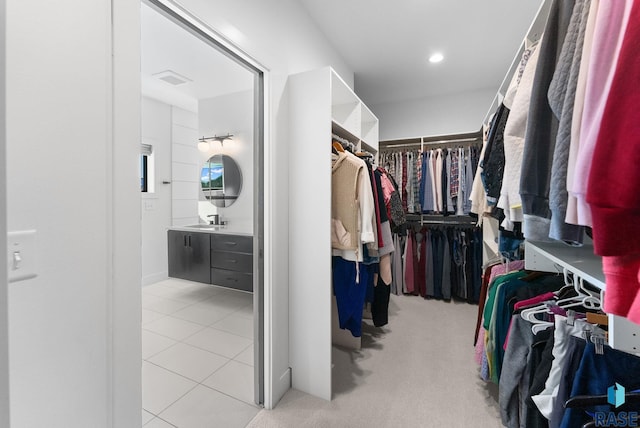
[266,367,291,410]
[142,271,168,286]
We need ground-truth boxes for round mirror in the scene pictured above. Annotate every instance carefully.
[200,154,242,207]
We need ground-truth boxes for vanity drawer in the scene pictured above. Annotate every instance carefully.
[210,250,253,273]
[211,268,253,292]
[210,235,252,253]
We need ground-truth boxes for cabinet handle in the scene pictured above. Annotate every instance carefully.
[184,235,187,247]
[188,235,192,247]
[224,242,238,246]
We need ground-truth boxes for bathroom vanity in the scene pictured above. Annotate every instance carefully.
[168,227,253,292]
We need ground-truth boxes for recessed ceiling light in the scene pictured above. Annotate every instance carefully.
[429,53,444,64]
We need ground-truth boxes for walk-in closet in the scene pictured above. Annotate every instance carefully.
[6,0,640,427]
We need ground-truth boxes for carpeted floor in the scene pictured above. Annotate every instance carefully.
[247,294,502,428]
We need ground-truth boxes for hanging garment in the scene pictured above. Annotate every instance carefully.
[332,257,373,338]
[571,0,632,227]
[430,150,439,213]
[565,0,600,225]
[416,229,427,297]
[456,147,466,216]
[404,231,416,294]
[531,315,590,422]
[331,151,376,262]
[401,152,408,212]
[372,274,391,327]
[391,234,404,295]
[482,104,510,207]
[369,163,385,249]
[413,151,422,213]
[406,151,415,213]
[500,317,552,428]
[431,230,445,299]
[445,149,455,213]
[424,229,434,298]
[470,132,491,216]
[498,42,541,230]
[464,147,475,214]
[441,231,452,300]
[586,0,640,324]
[450,149,459,211]
[547,0,590,245]
[520,0,576,241]
[560,342,640,428]
[421,151,435,213]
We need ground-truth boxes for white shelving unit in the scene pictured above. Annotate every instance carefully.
[525,240,640,355]
[288,66,379,401]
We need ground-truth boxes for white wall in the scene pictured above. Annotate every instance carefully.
[4,0,355,422]
[176,0,354,408]
[141,97,199,285]
[141,97,173,285]
[6,0,140,426]
[171,106,200,227]
[198,89,254,234]
[371,87,496,140]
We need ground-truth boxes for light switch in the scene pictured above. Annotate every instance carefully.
[7,230,37,283]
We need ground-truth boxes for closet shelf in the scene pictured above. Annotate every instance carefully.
[332,120,360,144]
[524,241,604,290]
[525,240,640,356]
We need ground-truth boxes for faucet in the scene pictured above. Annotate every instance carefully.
[207,214,220,225]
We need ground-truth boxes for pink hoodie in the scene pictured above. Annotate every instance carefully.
[569,0,632,226]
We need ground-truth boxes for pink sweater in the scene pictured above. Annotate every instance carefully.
[569,0,632,226]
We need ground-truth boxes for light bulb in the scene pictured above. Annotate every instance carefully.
[197,141,210,152]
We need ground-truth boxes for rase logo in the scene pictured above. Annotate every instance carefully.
[609,383,626,408]
[594,383,639,427]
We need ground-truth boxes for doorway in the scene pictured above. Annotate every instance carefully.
[140,0,264,425]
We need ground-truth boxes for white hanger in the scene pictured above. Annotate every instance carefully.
[520,301,555,333]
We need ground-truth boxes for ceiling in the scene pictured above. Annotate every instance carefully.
[142,0,545,111]
[141,3,254,110]
[298,0,544,106]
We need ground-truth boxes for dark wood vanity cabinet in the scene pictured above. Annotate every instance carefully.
[167,230,211,284]
[210,234,253,292]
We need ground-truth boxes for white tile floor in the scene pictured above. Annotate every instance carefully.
[142,278,259,428]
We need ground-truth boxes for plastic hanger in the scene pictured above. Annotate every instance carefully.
[520,301,555,333]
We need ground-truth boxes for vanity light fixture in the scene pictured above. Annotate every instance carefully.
[197,133,234,152]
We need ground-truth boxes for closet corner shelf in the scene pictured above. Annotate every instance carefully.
[525,240,605,290]
[526,240,640,356]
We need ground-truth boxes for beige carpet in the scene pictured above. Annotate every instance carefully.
[247,294,502,428]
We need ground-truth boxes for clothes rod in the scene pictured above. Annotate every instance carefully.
[405,214,480,226]
[379,138,481,150]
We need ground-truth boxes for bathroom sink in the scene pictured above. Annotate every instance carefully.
[184,224,220,230]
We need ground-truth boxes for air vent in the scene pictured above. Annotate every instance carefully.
[152,70,192,86]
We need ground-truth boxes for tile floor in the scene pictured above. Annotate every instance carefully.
[142,278,259,428]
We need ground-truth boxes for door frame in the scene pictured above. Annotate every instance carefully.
[0,0,8,423]
[141,0,271,406]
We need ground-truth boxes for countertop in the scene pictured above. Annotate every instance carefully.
[168,225,253,236]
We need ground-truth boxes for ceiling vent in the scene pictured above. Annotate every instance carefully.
[152,70,192,86]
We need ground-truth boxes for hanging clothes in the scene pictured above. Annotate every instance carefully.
[332,148,396,337]
[390,223,482,302]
